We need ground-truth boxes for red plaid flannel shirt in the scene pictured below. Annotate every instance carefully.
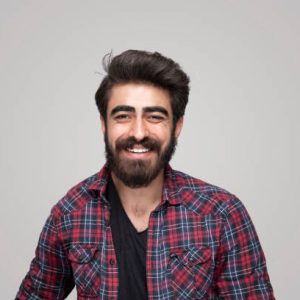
[17,165,274,299]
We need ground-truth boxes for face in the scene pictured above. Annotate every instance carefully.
[102,83,183,188]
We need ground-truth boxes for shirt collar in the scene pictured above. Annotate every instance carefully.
[85,164,110,203]
[161,164,182,206]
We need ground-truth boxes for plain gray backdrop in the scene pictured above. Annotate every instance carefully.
[1,1,299,299]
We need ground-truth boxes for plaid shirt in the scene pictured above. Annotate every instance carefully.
[17,165,274,299]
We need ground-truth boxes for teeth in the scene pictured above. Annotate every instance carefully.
[127,148,150,153]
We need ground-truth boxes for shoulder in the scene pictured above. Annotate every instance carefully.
[170,168,246,218]
[50,167,108,218]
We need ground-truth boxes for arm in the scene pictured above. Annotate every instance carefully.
[16,212,74,299]
[215,198,275,299]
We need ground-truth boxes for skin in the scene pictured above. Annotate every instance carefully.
[101,83,183,232]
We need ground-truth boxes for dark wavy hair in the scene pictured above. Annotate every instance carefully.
[95,50,190,125]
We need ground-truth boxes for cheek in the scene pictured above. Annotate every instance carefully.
[159,130,173,148]
[106,126,129,145]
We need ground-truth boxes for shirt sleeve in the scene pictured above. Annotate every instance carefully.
[215,197,275,299]
[16,211,74,299]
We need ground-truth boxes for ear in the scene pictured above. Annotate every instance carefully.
[100,115,106,134]
[174,117,184,139]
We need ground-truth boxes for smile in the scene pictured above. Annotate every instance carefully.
[127,148,150,153]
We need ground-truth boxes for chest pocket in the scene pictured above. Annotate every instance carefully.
[68,244,101,297]
[167,246,212,299]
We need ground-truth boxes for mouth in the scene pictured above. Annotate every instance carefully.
[127,148,150,153]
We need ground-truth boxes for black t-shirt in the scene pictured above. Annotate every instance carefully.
[108,178,148,300]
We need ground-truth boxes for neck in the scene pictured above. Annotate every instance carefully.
[111,170,164,217]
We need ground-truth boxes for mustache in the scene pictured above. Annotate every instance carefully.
[115,137,161,152]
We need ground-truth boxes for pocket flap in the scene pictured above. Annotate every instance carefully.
[170,246,211,266]
[68,244,98,264]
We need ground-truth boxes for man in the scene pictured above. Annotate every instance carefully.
[17,50,274,299]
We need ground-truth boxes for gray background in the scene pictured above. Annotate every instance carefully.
[1,1,299,299]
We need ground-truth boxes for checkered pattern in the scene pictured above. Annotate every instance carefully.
[16,165,274,299]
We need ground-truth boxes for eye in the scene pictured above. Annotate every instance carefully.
[147,114,165,123]
[114,114,131,122]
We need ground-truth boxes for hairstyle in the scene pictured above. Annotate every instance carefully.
[95,50,190,125]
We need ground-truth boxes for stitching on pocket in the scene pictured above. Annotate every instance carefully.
[67,244,101,297]
[68,245,98,263]
[168,246,212,299]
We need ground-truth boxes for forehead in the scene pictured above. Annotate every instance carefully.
[107,83,172,113]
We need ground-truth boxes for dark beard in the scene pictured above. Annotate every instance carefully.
[104,131,177,188]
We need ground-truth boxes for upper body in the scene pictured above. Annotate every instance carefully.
[17,49,274,299]
[16,164,274,299]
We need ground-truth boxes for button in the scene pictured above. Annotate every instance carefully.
[79,254,85,261]
[109,259,115,265]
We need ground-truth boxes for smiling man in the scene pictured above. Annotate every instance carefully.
[17,50,274,299]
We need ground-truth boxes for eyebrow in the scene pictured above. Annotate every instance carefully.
[143,106,169,117]
[110,105,169,117]
[111,105,135,116]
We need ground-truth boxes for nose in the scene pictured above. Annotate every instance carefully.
[130,117,149,141]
